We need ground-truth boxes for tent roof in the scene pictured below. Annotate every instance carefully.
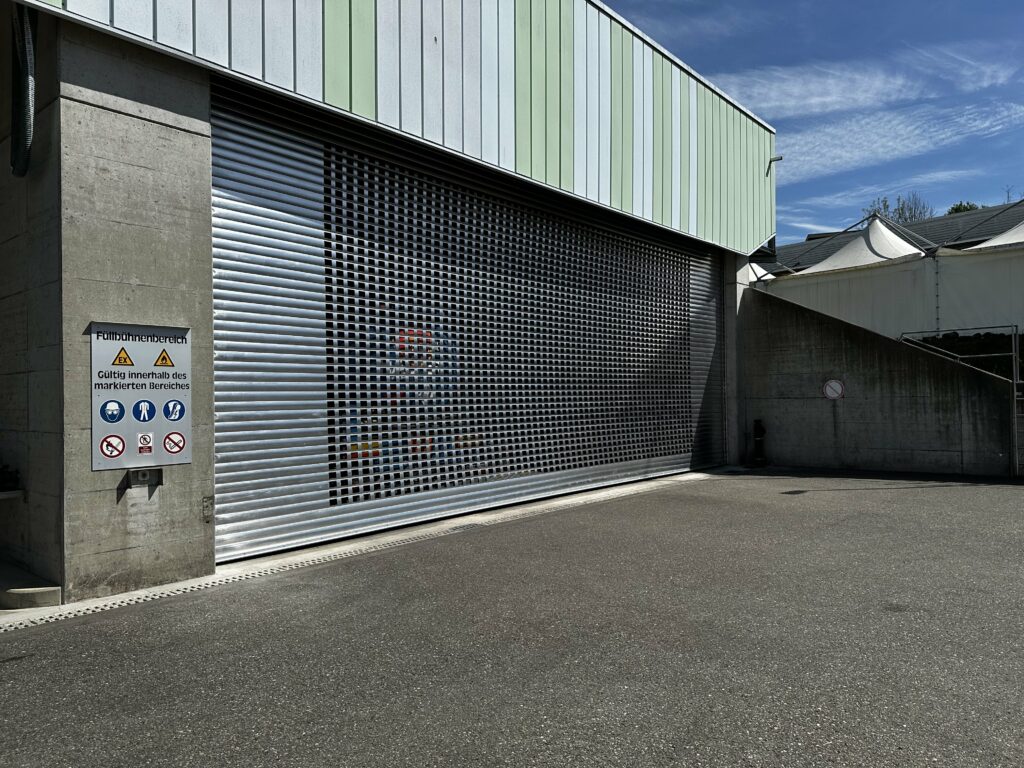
[794,218,923,276]
[767,201,1024,274]
[966,218,1024,250]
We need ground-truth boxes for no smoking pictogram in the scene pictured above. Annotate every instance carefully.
[100,434,125,459]
[163,432,186,454]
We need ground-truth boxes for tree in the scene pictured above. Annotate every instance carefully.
[862,192,935,224]
[946,201,979,215]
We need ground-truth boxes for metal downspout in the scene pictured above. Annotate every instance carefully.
[10,3,36,178]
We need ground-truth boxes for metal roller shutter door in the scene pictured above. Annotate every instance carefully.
[212,96,725,562]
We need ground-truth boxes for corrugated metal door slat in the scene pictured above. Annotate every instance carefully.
[212,103,724,562]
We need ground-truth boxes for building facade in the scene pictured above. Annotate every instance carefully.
[2,0,775,601]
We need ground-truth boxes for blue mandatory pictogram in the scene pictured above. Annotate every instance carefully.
[163,400,186,422]
[132,399,157,423]
[100,400,125,423]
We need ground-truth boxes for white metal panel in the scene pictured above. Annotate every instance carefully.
[399,0,424,136]
[377,0,401,128]
[631,37,643,218]
[231,0,263,78]
[572,0,586,197]
[597,12,611,206]
[113,0,153,39]
[196,0,230,66]
[295,0,324,99]
[423,0,445,144]
[66,0,109,24]
[462,0,482,159]
[642,44,654,221]
[156,0,193,53]
[689,78,698,233]
[443,0,464,151]
[671,67,681,230]
[263,0,294,88]
[480,0,499,164]
[497,0,515,170]
[585,4,598,201]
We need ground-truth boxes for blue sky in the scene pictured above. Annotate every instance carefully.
[611,0,1024,244]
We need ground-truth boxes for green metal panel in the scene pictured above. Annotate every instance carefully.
[652,54,663,225]
[748,117,756,249]
[696,85,706,240]
[545,0,560,187]
[727,104,736,250]
[701,86,710,242]
[717,96,725,247]
[621,26,633,215]
[515,0,531,176]
[350,0,376,118]
[530,0,546,181]
[661,55,671,229]
[559,0,574,192]
[679,72,688,235]
[609,21,622,210]
[324,0,351,111]
[740,114,749,252]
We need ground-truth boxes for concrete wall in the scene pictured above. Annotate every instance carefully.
[0,6,64,585]
[738,289,1014,477]
[57,23,216,600]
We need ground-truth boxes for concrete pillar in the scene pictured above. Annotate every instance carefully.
[0,6,64,587]
[56,23,215,600]
[723,252,750,467]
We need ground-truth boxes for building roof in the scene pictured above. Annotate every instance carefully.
[966,218,1024,250]
[765,201,1024,274]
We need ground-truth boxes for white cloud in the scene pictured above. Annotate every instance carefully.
[622,3,764,50]
[712,62,931,120]
[709,39,1021,122]
[777,102,1024,186]
[796,169,985,208]
[901,42,1020,94]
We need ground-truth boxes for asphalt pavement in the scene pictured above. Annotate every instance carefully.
[2,470,1023,767]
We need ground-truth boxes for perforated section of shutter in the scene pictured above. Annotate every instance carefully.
[212,88,725,562]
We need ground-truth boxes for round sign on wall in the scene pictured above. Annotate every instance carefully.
[823,379,845,400]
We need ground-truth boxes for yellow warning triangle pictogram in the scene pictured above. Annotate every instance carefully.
[153,349,175,367]
[111,347,135,366]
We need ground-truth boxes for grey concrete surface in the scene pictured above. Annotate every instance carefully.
[2,471,1022,767]
[0,6,64,585]
[738,289,1014,477]
[57,23,215,600]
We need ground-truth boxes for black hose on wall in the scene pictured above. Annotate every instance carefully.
[10,4,36,178]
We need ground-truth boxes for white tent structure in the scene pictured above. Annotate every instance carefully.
[749,262,775,282]
[966,219,1024,250]
[795,218,923,276]
[761,217,1023,339]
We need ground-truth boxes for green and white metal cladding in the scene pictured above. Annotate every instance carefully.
[27,0,776,254]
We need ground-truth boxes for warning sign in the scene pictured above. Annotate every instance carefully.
[100,435,126,459]
[154,349,175,367]
[163,432,186,454]
[112,347,135,366]
[90,323,192,471]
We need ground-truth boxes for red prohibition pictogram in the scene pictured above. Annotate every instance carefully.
[163,432,186,454]
[100,434,126,459]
